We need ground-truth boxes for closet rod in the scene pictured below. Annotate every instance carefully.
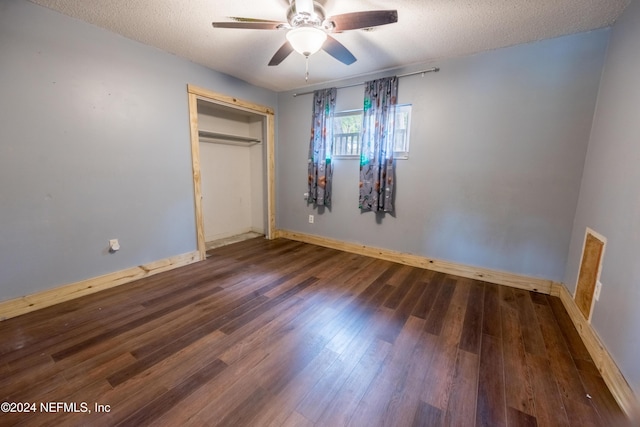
[292,67,439,97]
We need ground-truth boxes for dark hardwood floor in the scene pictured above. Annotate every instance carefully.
[0,238,628,426]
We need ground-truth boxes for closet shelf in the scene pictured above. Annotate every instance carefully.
[198,130,261,147]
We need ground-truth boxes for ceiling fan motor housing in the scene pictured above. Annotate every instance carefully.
[287,1,332,30]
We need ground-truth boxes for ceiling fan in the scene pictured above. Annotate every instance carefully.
[212,0,398,67]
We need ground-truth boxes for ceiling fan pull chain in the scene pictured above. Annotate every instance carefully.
[305,56,310,82]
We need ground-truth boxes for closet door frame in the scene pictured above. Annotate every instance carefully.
[187,84,276,260]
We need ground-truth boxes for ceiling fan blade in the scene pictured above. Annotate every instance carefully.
[212,21,285,30]
[330,10,398,32]
[268,41,295,66]
[322,35,356,65]
[228,17,284,23]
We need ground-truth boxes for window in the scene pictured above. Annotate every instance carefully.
[333,110,362,157]
[332,104,412,159]
[391,104,412,159]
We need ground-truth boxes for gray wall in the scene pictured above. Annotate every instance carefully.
[0,0,277,301]
[564,0,640,397]
[277,29,609,283]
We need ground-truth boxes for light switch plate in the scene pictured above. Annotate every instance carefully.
[595,280,602,301]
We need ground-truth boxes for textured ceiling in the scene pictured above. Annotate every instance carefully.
[29,0,630,92]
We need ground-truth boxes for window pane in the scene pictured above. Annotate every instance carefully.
[333,111,363,157]
[393,105,411,158]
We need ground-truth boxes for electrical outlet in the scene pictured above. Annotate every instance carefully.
[109,239,120,252]
[308,215,314,224]
[594,280,602,301]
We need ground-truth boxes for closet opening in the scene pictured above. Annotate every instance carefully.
[187,85,276,260]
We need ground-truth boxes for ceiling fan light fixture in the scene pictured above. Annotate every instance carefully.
[286,26,327,57]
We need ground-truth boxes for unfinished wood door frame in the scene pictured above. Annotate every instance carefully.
[187,84,276,260]
[574,227,606,322]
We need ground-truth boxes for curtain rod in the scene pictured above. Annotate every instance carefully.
[292,67,439,97]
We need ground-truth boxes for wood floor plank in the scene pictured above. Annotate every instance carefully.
[500,286,518,311]
[421,277,471,410]
[545,295,596,368]
[311,274,398,359]
[501,302,536,416]
[156,301,331,425]
[412,400,444,427]
[82,378,171,426]
[252,348,339,426]
[281,411,314,427]
[191,294,340,422]
[20,353,133,411]
[380,329,439,427]
[1,357,58,400]
[580,369,630,427]
[218,291,336,367]
[214,386,272,427]
[50,286,225,362]
[261,249,344,299]
[23,380,114,427]
[48,294,224,370]
[0,237,627,427]
[315,339,392,427]
[385,264,419,289]
[482,282,502,338]
[0,297,147,358]
[507,407,539,427]
[561,395,603,427]
[115,358,228,426]
[383,266,427,309]
[348,315,426,426]
[526,353,570,427]
[459,281,485,354]
[444,349,480,427]
[110,275,316,388]
[129,289,268,359]
[296,306,394,422]
[533,302,590,406]
[424,276,457,336]
[377,279,425,344]
[411,271,443,320]
[191,329,332,425]
[513,289,547,356]
[476,333,507,427]
[529,291,549,306]
[105,295,265,387]
[1,300,147,365]
[222,276,319,334]
[114,329,227,393]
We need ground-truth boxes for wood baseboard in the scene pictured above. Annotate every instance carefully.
[277,229,556,294]
[0,251,200,321]
[551,282,640,423]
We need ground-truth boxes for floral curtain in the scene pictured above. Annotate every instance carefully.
[359,76,398,213]
[308,88,337,207]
